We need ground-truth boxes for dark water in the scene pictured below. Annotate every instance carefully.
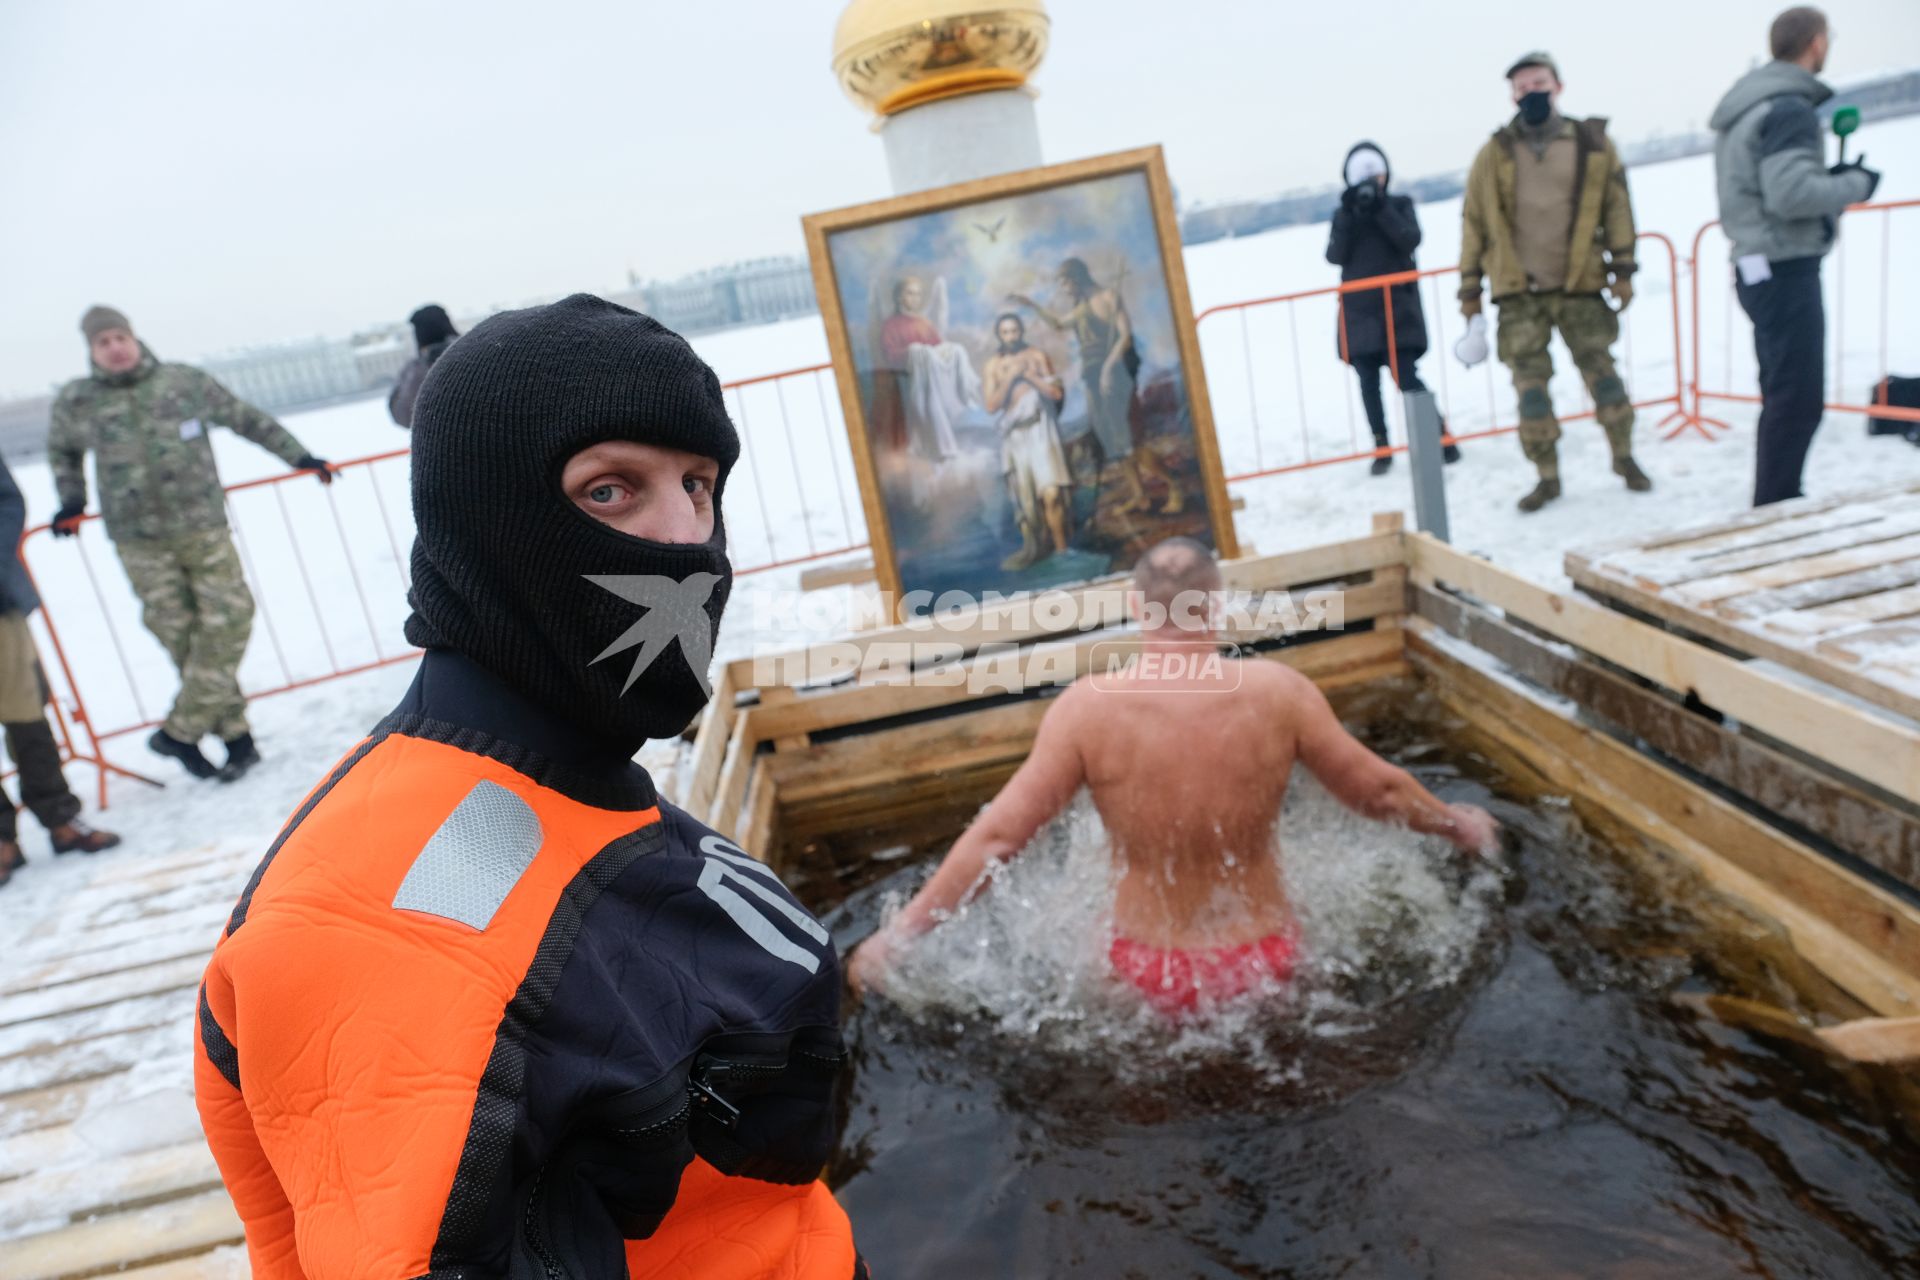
[810,686,1920,1279]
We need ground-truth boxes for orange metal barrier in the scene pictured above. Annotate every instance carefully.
[1196,230,1695,481]
[32,207,1913,808]
[20,364,870,807]
[1687,198,1920,437]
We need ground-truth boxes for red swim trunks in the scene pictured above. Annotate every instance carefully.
[1109,933,1301,1016]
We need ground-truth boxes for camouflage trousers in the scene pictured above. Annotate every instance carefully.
[116,529,254,742]
[1496,291,1636,480]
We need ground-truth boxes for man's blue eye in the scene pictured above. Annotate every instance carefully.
[590,485,617,503]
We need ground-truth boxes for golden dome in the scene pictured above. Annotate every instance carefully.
[832,0,1049,117]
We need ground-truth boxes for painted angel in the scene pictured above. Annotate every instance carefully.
[867,273,980,464]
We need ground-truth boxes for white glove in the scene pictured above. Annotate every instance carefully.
[1454,313,1489,368]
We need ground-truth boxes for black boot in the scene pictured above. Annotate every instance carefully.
[1517,478,1561,513]
[51,819,121,855]
[1614,456,1653,492]
[150,729,219,780]
[219,733,262,784]
[0,839,23,887]
[1369,430,1392,476]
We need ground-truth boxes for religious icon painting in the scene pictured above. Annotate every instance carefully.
[803,146,1238,613]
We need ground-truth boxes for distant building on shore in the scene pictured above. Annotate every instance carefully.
[0,395,53,463]
[202,338,365,411]
[619,256,818,336]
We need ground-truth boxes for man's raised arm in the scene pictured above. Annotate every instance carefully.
[1285,669,1497,854]
[849,688,1088,989]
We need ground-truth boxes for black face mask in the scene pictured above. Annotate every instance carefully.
[1518,90,1554,126]
[404,294,740,755]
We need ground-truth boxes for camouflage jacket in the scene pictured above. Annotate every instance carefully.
[1460,114,1637,305]
[49,346,311,544]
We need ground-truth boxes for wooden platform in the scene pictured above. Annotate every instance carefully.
[0,846,249,1277]
[1566,483,1920,724]
[9,518,1920,1275]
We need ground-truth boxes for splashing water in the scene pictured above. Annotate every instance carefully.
[853,770,1506,1094]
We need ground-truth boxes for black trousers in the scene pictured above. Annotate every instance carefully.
[1351,352,1446,447]
[1,717,81,843]
[1736,257,1826,507]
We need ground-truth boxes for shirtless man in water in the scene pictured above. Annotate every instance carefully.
[848,536,1498,1014]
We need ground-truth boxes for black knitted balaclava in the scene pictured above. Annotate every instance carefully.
[404,294,739,753]
[409,304,458,350]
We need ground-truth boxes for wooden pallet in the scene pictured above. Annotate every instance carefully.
[0,846,249,1277]
[1565,483,1920,724]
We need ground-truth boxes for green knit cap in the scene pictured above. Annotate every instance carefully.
[80,305,132,342]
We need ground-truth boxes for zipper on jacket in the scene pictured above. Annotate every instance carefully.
[689,1058,749,1131]
[612,1095,691,1142]
[521,1165,569,1280]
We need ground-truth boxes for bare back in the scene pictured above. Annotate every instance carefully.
[1065,656,1309,948]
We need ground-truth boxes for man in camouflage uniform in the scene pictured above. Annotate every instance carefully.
[1460,51,1653,513]
[48,306,333,782]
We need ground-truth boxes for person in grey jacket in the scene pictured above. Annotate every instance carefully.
[1710,6,1881,506]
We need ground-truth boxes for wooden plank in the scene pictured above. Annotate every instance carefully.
[1567,484,1920,564]
[741,767,779,865]
[5,1186,243,1280]
[0,1022,187,1098]
[1715,557,1920,620]
[14,903,233,968]
[1369,512,1407,634]
[98,1246,251,1280]
[757,686,810,752]
[765,631,1406,811]
[743,584,1400,745]
[1662,510,1920,586]
[1410,535,1920,801]
[1571,554,1920,724]
[1668,533,1920,607]
[1412,585,1920,891]
[1763,583,1920,638]
[798,558,877,592]
[0,1140,220,1235]
[0,956,206,1032]
[63,852,253,910]
[5,931,217,1000]
[1819,1014,1920,1064]
[0,991,187,1066]
[681,666,737,821]
[1410,628,1920,1016]
[767,700,1052,810]
[708,712,754,839]
[1,1070,135,1140]
[726,531,1405,692]
[1575,506,1920,589]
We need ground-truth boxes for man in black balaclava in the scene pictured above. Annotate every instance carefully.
[197,295,863,1276]
[387,303,460,428]
[403,293,738,746]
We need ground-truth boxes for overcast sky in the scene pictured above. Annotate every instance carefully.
[3,0,1917,397]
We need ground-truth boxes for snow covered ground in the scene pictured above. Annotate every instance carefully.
[4,116,1920,1000]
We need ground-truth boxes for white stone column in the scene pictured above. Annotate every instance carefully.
[878,89,1043,195]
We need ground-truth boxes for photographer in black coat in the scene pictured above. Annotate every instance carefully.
[1327,142,1460,475]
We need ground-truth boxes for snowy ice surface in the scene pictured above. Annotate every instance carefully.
[2,122,1919,1228]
